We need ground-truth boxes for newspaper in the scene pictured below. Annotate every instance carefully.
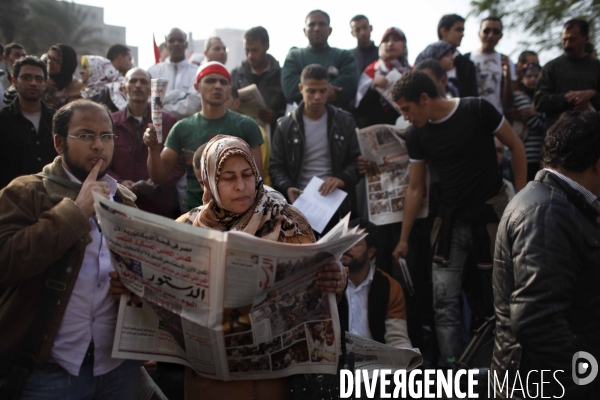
[357,124,430,225]
[94,194,365,381]
[345,332,422,373]
[374,69,402,113]
[237,84,271,140]
[139,367,169,400]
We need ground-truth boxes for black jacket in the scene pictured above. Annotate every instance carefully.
[269,103,360,216]
[451,53,478,98]
[230,54,286,134]
[491,170,600,399]
[0,98,57,188]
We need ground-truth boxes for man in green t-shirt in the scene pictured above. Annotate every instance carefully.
[144,61,264,210]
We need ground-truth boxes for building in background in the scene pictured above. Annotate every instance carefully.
[73,3,138,66]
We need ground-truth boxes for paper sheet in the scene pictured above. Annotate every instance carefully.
[292,176,347,234]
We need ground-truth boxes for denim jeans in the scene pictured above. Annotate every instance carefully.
[432,221,473,368]
[19,359,141,400]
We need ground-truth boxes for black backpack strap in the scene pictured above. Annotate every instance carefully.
[35,173,82,191]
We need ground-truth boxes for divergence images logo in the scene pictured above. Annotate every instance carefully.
[572,351,598,386]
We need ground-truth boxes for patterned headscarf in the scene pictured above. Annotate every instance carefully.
[414,41,454,66]
[80,55,127,110]
[190,135,314,243]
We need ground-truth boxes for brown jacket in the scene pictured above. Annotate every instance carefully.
[0,156,136,373]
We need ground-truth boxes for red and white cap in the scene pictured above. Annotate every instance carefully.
[196,61,230,84]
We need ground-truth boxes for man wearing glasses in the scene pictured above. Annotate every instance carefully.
[0,55,57,188]
[0,99,141,398]
[467,16,515,114]
[144,61,264,210]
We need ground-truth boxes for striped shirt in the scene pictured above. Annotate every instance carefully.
[513,91,545,165]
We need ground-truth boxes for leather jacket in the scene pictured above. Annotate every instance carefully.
[491,170,600,399]
[269,103,360,216]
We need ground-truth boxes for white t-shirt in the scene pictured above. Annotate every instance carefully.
[21,109,42,132]
[299,112,331,190]
[470,50,516,113]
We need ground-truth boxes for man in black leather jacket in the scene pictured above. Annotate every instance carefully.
[270,64,360,232]
[491,110,600,399]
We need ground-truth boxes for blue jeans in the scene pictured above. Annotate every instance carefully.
[19,359,141,400]
[432,221,472,368]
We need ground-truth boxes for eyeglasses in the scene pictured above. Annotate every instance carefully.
[67,134,117,143]
[483,28,502,35]
[18,74,45,83]
[203,77,230,86]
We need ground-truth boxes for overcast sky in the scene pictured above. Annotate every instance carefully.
[76,0,560,69]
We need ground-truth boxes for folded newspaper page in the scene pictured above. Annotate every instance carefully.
[93,194,365,381]
[374,69,402,113]
[238,84,267,123]
[139,367,169,400]
[345,332,422,373]
[357,124,430,225]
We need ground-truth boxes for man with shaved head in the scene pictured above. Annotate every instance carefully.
[148,28,201,119]
[108,67,184,218]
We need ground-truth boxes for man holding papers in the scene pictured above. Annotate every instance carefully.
[270,64,360,234]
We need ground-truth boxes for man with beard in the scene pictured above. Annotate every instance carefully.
[534,19,600,129]
[0,99,141,398]
[144,61,263,210]
[339,218,411,348]
[0,56,57,188]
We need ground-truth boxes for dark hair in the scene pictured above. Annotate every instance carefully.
[4,43,24,57]
[564,19,589,36]
[12,55,47,81]
[542,110,600,172]
[348,218,377,249]
[350,14,368,25]
[53,99,114,138]
[415,59,446,80]
[192,143,209,170]
[306,10,330,25]
[4,43,24,58]
[301,64,328,82]
[481,16,503,31]
[244,26,269,45]
[391,70,440,102]
[517,50,538,64]
[105,44,130,61]
[437,14,465,40]
[204,37,225,52]
[230,86,239,99]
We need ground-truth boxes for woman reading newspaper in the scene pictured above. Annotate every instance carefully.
[110,134,348,399]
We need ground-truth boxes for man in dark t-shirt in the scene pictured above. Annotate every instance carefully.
[390,71,526,368]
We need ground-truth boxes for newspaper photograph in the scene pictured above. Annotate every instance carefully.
[94,194,365,381]
[357,124,430,225]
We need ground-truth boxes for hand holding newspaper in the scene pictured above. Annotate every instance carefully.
[95,194,370,381]
[292,176,348,234]
[356,124,430,225]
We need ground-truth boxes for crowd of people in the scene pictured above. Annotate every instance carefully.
[0,8,599,400]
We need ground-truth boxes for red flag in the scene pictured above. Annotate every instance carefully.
[153,34,161,64]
